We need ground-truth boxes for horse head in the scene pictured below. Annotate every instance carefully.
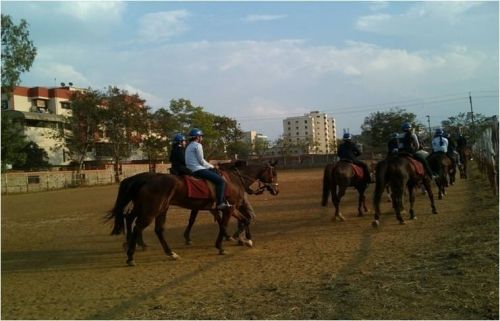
[230,160,279,195]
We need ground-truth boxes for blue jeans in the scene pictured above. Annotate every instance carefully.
[193,169,226,205]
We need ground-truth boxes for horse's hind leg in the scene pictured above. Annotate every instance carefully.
[125,212,148,251]
[183,209,199,245]
[126,213,154,266]
[356,185,368,216]
[408,183,416,220]
[154,210,180,260]
[215,209,232,255]
[423,177,438,214]
[332,185,346,222]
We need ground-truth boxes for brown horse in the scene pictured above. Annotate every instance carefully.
[427,152,453,199]
[457,146,471,179]
[106,160,279,266]
[321,160,369,221]
[373,154,437,227]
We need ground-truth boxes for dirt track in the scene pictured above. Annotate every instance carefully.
[1,166,498,319]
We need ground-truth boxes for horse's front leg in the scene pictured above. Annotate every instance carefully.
[154,210,180,260]
[372,181,384,227]
[183,209,199,245]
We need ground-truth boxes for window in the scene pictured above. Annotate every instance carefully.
[61,102,71,109]
[28,176,40,184]
[287,121,290,125]
[305,126,308,129]
[34,99,47,108]
[304,120,307,124]
[296,126,299,130]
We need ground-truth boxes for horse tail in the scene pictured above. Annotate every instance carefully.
[105,175,136,235]
[321,164,333,206]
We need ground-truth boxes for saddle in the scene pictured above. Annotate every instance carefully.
[403,156,425,176]
[183,173,232,199]
[337,160,364,180]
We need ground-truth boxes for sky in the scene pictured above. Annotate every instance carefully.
[2,1,499,140]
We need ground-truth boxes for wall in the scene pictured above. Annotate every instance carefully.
[1,163,170,194]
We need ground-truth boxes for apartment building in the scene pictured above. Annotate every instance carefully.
[1,85,78,165]
[282,111,337,155]
[242,130,269,150]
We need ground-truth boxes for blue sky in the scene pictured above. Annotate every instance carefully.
[2,1,499,140]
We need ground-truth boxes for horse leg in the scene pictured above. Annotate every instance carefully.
[215,208,232,255]
[356,185,368,216]
[408,183,416,220]
[183,209,199,245]
[423,177,438,214]
[126,214,155,266]
[333,185,346,222]
[372,181,385,228]
[154,210,180,260]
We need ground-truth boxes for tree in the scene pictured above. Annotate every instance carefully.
[57,88,103,173]
[254,137,270,160]
[16,141,50,170]
[101,87,149,182]
[441,112,492,144]
[274,135,294,167]
[1,111,28,171]
[360,108,421,151]
[140,113,169,172]
[1,14,37,96]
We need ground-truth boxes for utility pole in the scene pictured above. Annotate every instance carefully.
[469,92,476,142]
[426,115,432,142]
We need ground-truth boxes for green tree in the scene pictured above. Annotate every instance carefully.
[254,137,270,160]
[1,14,37,96]
[441,112,491,144]
[274,135,294,167]
[16,141,50,170]
[360,108,421,151]
[57,88,103,173]
[101,87,150,182]
[1,111,28,171]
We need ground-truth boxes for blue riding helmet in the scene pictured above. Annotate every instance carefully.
[188,128,204,137]
[435,128,443,136]
[173,133,186,142]
[343,133,352,140]
[401,122,412,131]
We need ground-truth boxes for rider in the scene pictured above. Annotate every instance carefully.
[398,122,436,179]
[431,128,448,154]
[387,132,400,155]
[337,133,372,183]
[445,131,460,166]
[185,128,230,210]
[169,133,192,176]
[456,128,468,165]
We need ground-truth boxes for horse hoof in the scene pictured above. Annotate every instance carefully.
[219,249,226,255]
[227,236,237,243]
[399,221,406,225]
[126,259,136,267]
[185,240,192,246]
[410,216,417,220]
[372,220,380,228]
[339,216,345,222]
[245,240,254,248]
[169,252,180,260]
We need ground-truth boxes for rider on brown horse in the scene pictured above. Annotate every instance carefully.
[185,128,231,210]
[398,122,436,180]
[337,133,372,183]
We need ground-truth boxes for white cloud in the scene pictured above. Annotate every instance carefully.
[56,2,125,22]
[243,14,288,22]
[34,62,91,87]
[137,10,190,43]
[119,84,164,107]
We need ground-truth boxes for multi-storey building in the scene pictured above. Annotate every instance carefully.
[282,111,337,155]
[1,86,78,165]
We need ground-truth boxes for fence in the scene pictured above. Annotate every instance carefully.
[1,163,169,194]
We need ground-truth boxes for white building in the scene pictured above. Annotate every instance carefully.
[1,86,78,165]
[242,130,269,155]
[282,111,337,155]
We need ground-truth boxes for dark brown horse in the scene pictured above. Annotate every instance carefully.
[427,152,453,199]
[457,146,471,179]
[106,160,279,266]
[321,160,369,221]
[373,154,437,227]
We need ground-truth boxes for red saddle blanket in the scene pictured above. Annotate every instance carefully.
[183,173,232,199]
[405,157,425,176]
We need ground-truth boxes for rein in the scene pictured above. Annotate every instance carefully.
[233,167,278,195]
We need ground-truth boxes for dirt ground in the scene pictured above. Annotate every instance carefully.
[1,165,498,320]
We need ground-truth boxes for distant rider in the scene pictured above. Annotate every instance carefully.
[337,133,372,183]
[169,133,192,176]
[398,122,436,179]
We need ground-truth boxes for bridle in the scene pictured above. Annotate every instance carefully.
[234,164,279,195]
